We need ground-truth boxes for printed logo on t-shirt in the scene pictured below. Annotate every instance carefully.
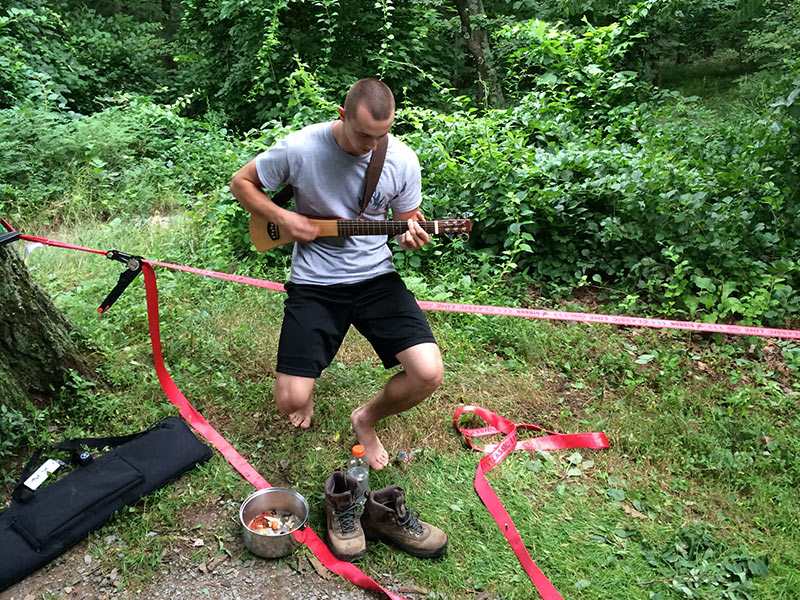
[368,191,387,214]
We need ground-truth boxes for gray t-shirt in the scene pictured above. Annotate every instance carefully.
[254,121,421,285]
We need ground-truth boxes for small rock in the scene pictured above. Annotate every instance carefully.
[84,555,93,566]
[207,554,228,573]
[398,584,429,595]
[64,587,73,594]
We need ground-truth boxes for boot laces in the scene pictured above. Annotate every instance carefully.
[333,503,359,534]
[397,509,423,534]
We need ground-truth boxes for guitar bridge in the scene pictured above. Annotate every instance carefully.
[267,222,280,241]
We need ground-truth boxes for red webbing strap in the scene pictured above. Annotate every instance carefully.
[453,405,610,600]
[140,263,406,600]
[147,259,286,293]
[5,218,800,341]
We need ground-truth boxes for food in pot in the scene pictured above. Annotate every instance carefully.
[247,510,298,536]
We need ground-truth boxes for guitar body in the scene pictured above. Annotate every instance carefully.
[249,214,471,252]
[249,216,339,252]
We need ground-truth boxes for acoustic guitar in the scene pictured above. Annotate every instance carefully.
[249,214,472,252]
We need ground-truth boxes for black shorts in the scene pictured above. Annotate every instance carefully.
[276,272,436,378]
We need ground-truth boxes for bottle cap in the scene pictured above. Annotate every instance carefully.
[352,444,365,457]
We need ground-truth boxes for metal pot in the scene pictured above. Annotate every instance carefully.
[239,487,308,558]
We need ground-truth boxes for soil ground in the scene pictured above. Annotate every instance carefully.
[0,505,421,600]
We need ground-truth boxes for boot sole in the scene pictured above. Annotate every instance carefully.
[363,526,448,558]
[328,544,366,562]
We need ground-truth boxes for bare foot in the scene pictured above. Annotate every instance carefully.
[350,406,389,470]
[288,399,313,429]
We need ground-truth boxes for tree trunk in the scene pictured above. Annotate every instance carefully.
[0,244,93,412]
[453,0,506,109]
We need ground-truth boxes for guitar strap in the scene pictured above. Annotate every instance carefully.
[270,133,389,221]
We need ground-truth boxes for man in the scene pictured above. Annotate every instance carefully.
[230,78,443,470]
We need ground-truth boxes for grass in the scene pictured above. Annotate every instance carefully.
[4,215,799,600]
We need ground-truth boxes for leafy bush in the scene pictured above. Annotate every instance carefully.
[0,2,168,113]
[493,12,647,118]
[0,403,46,467]
[0,97,243,226]
[173,0,461,127]
[640,521,769,599]
[397,79,799,323]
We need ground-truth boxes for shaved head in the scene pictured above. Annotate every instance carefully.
[343,78,395,121]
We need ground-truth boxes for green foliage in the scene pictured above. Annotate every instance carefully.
[395,67,800,322]
[743,1,800,69]
[493,8,647,115]
[0,97,243,226]
[0,403,47,467]
[174,0,461,127]
[0,1,168,113]
[640,521,769,599]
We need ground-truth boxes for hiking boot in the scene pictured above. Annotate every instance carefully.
[324,471,366,561]
[362,485,448,558]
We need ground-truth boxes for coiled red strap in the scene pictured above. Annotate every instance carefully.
[453,405,609,600]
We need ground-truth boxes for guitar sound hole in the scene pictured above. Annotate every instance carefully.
[267,222,280,241]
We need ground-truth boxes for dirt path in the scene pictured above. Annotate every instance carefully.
[0,543,382,600]
[0,505,419,600]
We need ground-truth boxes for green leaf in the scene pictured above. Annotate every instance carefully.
[787,87,799,106]
[538,72,558,85]
[606,488,626,501]
[692,276,716,292]
[526,459,543,473]
[748,558,769,577]
[567,452,583,464]
[613,528,636,538]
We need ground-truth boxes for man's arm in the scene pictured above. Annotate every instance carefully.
[229,160,320,242]
[393,208,430,251]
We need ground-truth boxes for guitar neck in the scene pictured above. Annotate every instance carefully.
[250,215,471,253]
[331,220,452,236]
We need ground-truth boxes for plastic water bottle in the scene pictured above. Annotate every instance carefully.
[347,444,369,510]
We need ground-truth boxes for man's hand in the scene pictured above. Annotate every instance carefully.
[230,161,320,243]
[397,213,430,251]
[278,209,321,243]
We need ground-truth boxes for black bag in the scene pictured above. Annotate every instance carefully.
[0,417,212,591]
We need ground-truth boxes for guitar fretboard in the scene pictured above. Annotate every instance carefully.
[335,220,462,236]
